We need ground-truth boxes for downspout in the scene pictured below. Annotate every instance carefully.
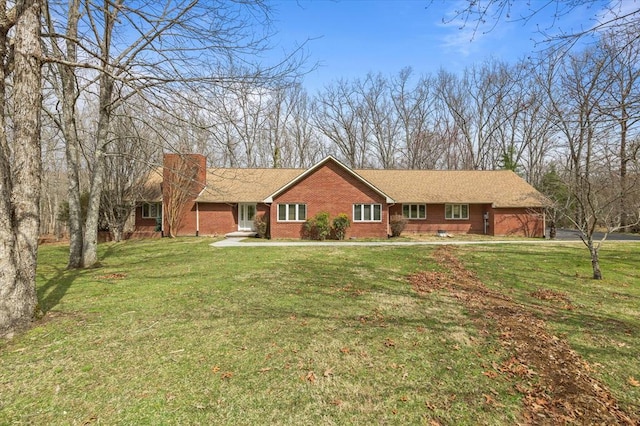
[483,211,489,235]
[161,201,165,237]
[264,202,271,239]
[387,203,395,238]
[196,202,200,237]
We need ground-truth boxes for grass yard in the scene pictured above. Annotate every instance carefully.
[1,238,638,424]
[457,243,640,415]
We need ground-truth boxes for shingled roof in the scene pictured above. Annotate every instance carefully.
[356,169,548,208]
[196,168,304,203]
[190,157,548,208]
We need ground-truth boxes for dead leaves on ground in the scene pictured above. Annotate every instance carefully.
[418,246,639,426]
[408,271,450,294]
[211,365,233,380]
[530,288,575,310]
[95,272,127,280]
[302,371,317,383]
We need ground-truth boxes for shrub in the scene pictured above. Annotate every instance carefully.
[253,213,269,238]
[332,213,350,240]
[304,211,331,240]
[390,214,407,237]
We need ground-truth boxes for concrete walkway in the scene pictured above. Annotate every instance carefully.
[211,237,557,248]
[210,233,640,248]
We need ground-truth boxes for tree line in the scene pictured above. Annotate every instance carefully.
[42,25,640,240]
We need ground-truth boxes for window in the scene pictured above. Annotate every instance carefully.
[402,204,426,220]
[353,204,382,222]
[445,204,469,220]
[142,202,161,219]
[278,203,306,221]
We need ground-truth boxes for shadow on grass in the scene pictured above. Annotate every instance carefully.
[37,243,121,313]
[37,266,86,312]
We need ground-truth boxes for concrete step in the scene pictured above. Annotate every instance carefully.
[225,231,257,238]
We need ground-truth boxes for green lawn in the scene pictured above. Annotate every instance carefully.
[1,238,638,424]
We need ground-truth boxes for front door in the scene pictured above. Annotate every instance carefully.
[238,203,257,231]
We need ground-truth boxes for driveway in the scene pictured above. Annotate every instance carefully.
[552,228,640,241]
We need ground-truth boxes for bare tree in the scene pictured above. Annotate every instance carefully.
[436,61,522,170]
[262,87,295,168]
[442,1,640,53]
[391,68,441,169]
[38,121,66,238]
[541,47,638,279]
[598,30,640,229]
[0,0,43,336]
[312,79,371,168]
[519,64,557,187]
[44,0,83,267]
[358,73,400,168]
[207,89,243,167]
[163,154,205,238]
[44,1,305,267]
[101,107,162,242]
[555,165,640,279]
[285,84,324,167]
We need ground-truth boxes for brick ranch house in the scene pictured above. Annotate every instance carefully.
[134,154,549,239]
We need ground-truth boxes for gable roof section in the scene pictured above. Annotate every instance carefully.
[139,167,163,202]
[263,156,395,204]
[356,169,548,208]
[196,168,303,203]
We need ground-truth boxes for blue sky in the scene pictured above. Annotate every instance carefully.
[269,0,611,92]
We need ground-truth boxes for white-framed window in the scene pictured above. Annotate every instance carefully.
[278,203,307,222]
[353,204,382,222]
[142,202,161,219]
[445,204,469,220]
[402,204,426,220]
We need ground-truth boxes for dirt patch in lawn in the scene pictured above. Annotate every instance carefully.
[409,246,638,425]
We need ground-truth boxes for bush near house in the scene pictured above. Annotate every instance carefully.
[303,211,332,240]
[253,213,269,238]
[390,214,408,237]
[331,213,351,240]
[304,212,351,241]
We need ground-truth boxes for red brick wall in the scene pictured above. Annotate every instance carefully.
[197,203,235,235]
[162,154,206,191]
[173,201,198,236]
[390,204,489,235]
[178,202,271,236]
[270,161,388,238]
[491,207,544,237]
[132,205,162,237]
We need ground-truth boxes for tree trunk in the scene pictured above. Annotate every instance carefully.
[81,126,107,267]
[588,241,602,280]
[48,0,83,268]
[82,75,113,267]
[0,0,43,337]
[65,128,83,268]
[111,225,123,243]
[619,108,628,230]
[81,3,118,268]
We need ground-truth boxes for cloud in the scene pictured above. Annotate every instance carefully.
[594,0,640,33]
[436,0,518,59]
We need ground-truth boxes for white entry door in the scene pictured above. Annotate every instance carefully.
[238,203,257,231]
